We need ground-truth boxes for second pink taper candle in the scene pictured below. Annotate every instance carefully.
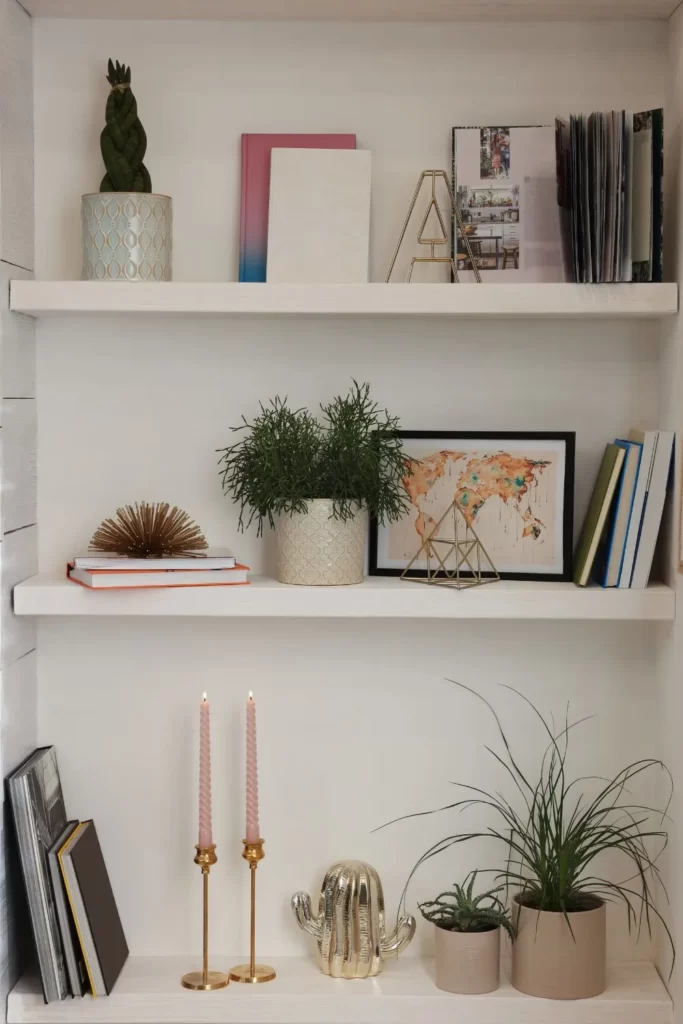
[198,693,212,848]
[246,692,260,842]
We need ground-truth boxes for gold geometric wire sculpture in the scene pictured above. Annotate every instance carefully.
[90,502,208,558]
[401,499,499,589]
[386,170,482,283]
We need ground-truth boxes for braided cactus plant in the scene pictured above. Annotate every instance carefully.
[100,59,152,193]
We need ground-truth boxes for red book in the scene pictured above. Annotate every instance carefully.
[239,133,356,282]
[67,564,250,589]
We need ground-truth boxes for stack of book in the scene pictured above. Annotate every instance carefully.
[8,747,128,1002]
[555,109,663,283]
[574,429,674,588]
[67,550,249,589]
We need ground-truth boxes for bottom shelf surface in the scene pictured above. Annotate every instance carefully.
[7,958,672,1024]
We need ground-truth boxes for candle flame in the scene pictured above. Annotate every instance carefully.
[248,690,254,701]
[202,691,207,701]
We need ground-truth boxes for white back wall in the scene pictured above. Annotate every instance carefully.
[33,17,668,961]
[34,18,666,282]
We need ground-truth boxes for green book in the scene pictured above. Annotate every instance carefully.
[574,444,626,587]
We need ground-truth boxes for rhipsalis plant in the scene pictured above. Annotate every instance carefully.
[218,382,410,534]
[419,872,515,938]
[99,59,152,193]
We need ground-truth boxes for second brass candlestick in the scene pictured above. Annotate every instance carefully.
[181,845,230,991]
[229,839,276,984]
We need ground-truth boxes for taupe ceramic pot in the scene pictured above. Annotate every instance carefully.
[511,896,606,999]
[276,500,367,585]
[434,924,501,994]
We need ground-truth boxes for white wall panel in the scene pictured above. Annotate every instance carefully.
[2,527,36,671]
[1,651,37,780]
[2,401,36,536]
[1,267,35,401]
[0,0,33,271]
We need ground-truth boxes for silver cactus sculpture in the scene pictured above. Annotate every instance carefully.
[291,860,416,979]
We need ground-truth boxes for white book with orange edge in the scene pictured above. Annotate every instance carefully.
[67,564,249,589]
[73,549,236,571]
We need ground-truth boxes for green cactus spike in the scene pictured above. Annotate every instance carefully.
[99,59,152,194]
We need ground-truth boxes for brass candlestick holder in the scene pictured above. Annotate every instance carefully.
[181,845,230,991]
[229,839,276,983]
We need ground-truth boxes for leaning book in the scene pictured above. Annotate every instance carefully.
[8,747,70,1002]
[452,124,563,282]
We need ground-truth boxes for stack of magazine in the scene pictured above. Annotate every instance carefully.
[555,109,663,283]
[8,747,128,1002]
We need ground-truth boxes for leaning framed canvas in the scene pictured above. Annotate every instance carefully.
[369,431,575,582]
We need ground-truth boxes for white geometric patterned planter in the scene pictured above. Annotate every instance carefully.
[276,500,367,586]
[81,192,172,281]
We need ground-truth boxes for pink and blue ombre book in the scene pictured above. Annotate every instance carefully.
[239,133,356,282]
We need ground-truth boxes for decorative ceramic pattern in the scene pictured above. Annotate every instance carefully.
[81,193,172,281]
[276,500,367,586]
[292,861,415,979]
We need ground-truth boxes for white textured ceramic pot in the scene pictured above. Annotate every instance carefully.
[81,192,172,281]
[434,924,500,994]
[276,499,367,586]
[511,896,606,999]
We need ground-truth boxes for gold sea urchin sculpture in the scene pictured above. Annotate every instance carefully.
[90,502,208,558]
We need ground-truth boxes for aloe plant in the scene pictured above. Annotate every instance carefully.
[100,59,152,193]
[419,871,515,938]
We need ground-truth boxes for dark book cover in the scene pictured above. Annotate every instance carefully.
[69,822,128,994]
[7,746,69,1003]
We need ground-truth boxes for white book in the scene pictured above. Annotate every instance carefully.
[619,430,658,587]
[73,549,236,571]
[630,430,674,589]
[267,148,371,284]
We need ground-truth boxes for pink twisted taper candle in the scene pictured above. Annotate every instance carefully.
[245,692,260,843]
[198,693,212,849]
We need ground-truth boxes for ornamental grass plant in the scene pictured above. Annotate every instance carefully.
[380,681,674,966]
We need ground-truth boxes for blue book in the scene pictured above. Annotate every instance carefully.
[601,439,642,587]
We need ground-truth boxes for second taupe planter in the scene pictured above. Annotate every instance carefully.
[434,924,501,994]
[512,896,606,1000]
[276,500,367,585]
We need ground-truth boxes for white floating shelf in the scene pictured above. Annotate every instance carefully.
[9,282,679,320]
[12,576,675,621]
[20,0,680,21]
[7,958,673,1024]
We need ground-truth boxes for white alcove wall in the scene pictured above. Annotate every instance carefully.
[32,15,671,962]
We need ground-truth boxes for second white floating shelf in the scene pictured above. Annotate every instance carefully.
[12,576,675,620]
[9,282,679,319]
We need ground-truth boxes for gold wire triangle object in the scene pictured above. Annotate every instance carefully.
[386,170,482,283]
[401,499,499,589]
[418,197,449,245]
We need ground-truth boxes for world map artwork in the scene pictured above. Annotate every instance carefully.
[389,447,559,570]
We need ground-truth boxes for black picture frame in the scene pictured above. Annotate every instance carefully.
[369,431,575,582]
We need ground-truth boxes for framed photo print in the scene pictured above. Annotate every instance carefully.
[369,431,575,582]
